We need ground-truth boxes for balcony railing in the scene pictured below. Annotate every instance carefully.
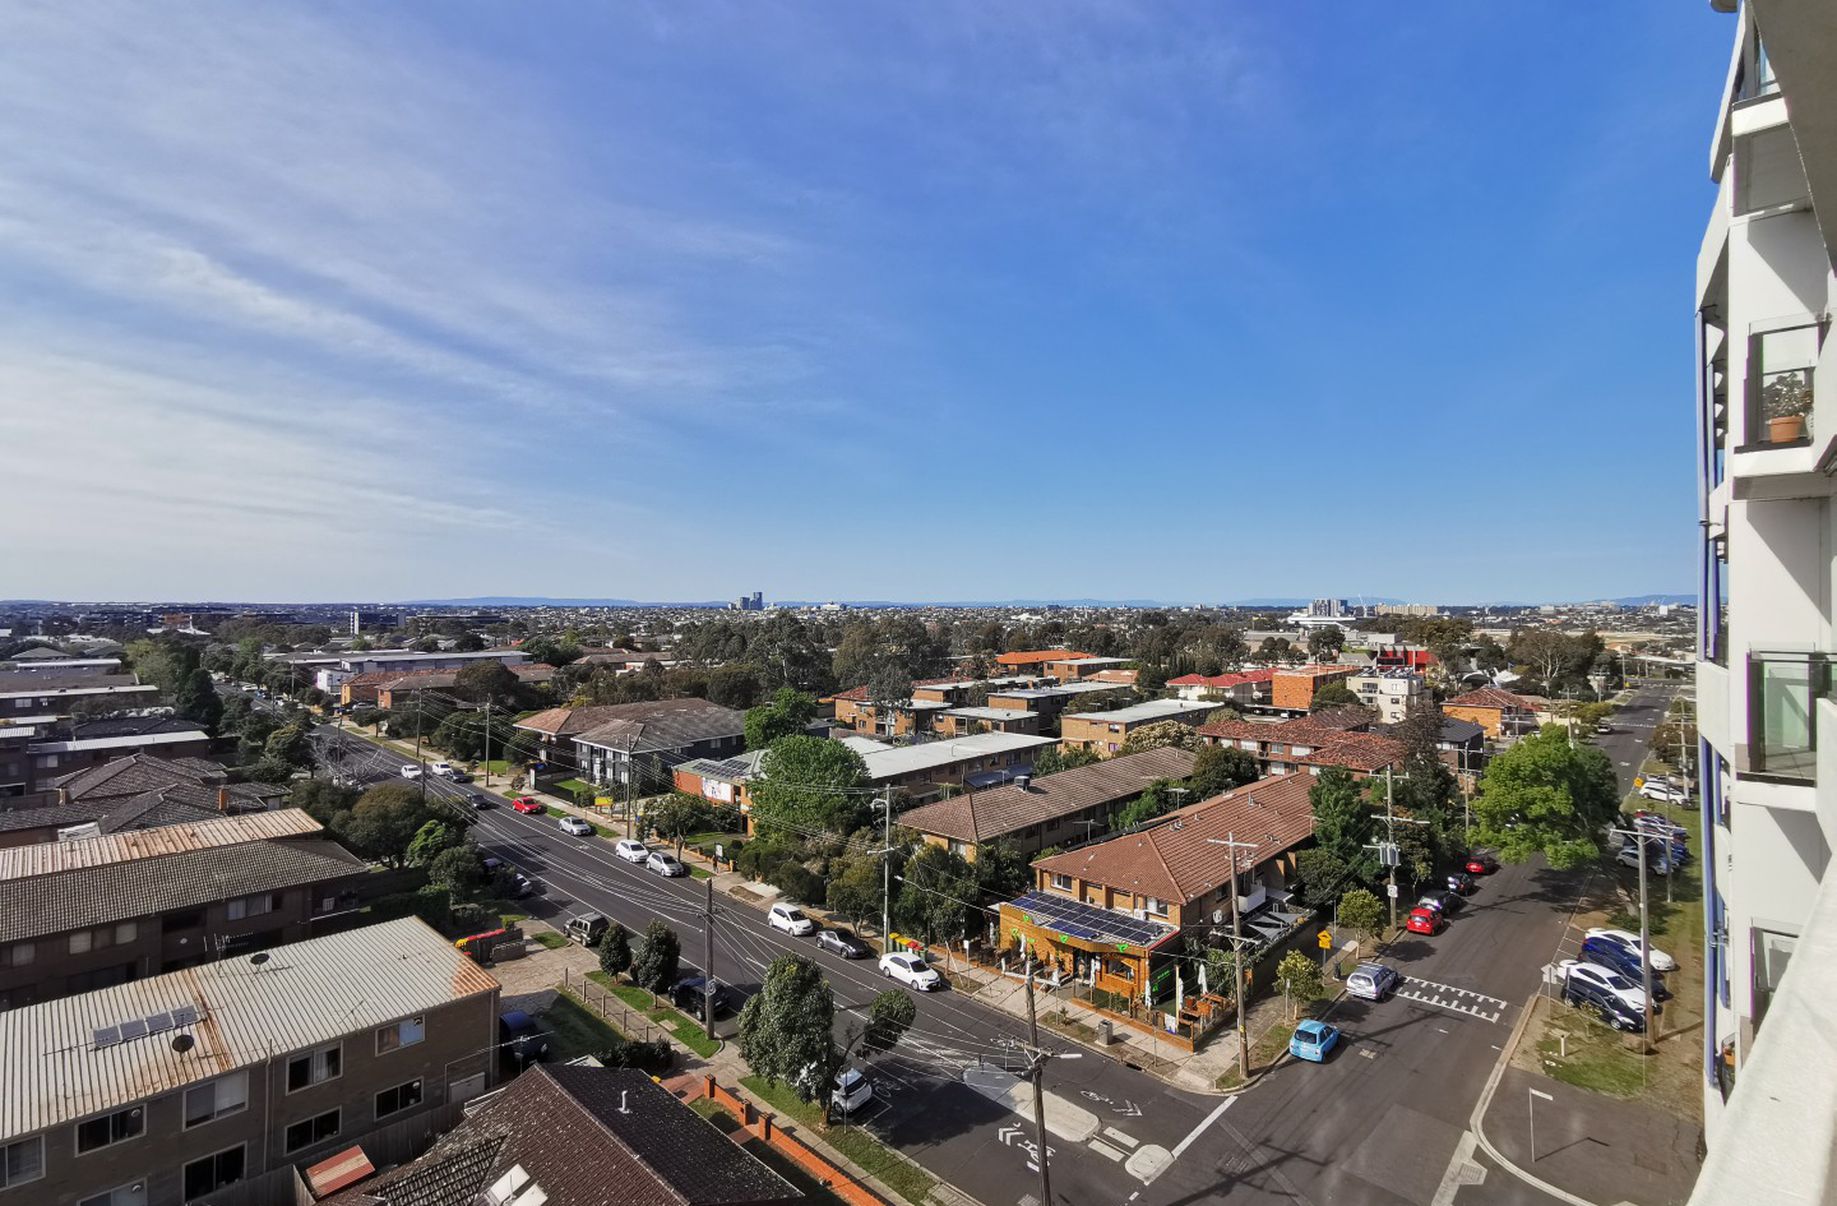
[1741,652,1830,782]
[1745,321,1821,449]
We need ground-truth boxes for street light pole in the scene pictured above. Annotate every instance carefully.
[1608,823,1659,1050]
[1205,832,1259,1081]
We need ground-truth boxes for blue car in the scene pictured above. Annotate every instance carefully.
[1580,937,1672,1001]
[1289,1019,1341,1063]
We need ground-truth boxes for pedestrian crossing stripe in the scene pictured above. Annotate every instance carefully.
[1395,976,1507,1024]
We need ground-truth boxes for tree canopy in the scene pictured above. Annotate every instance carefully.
[1471,726,1619,869]
[749,735,871,836]
[631,921,682,994]
[1117,720,1203,755]
[737,954,837,1105]
[1189,745,1261,798]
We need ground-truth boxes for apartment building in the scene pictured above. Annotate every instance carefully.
[571,698,747,787]
[0,810,368,1008]
[26,715,212,784]
[1347,668,1424,723]
[1269,665,1358,712]
[1059,699,1221,754]
[0,917,499,1206]
[1166,667,1276,705]
[1688,2,1837,1196]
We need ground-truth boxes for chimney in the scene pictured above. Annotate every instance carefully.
[218,786,230,813]
[57,786,69,807]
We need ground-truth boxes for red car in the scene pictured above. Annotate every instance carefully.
[511,797,545,815]
[1464,851,1500,876]
[1406,906,1445,936]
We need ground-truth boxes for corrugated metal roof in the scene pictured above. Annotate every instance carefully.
[0,808,322,880]
[0,917,499,1142]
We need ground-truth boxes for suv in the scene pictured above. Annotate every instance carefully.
[1580,937,1672,1000]
[671,973,732,1016]
[832,1068,874,1115]
[1415,889,1461,916]
[499,1010,550,1065]
[566,913,609,947]
[429,761,456,779]
[1345,963,1400,1002]
[1563,972,1646,1032]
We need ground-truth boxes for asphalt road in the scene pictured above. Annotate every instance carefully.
[304,712,1622,1206]
[1594,679,1682,796]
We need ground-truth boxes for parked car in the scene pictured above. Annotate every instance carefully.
[646,851,687,877]
[818,928,871,959]
[832,1067,874,1114]
[470,795,491,809]
[566,913,609,947]
[1345,962,1401,1002]
[1638,780,1688,805]
[429,761,456,779]
[1416,889,1461,916]
[509,872,535,898]
[768,903,817,936]
[1288,1019,1341,1063]
[1580,937,1672,1000]
[1564,972,1647,1032]
[512,797,545,815]
[499,1010,550,1065]
[1464,851,1500,875]
[1558,959,1656,1015]
[1615,845,1671,875]
[1406,907,1445,936]
[615,839,651,864]
[558,816,595,837]
[1445,871,1477,895]
[879,951,943,991]
[1585,927,1678,972]
[671,973,733,1016]
[400,764,424,780]
[1633,811,1689,843]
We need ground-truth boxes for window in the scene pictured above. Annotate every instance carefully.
[78,1184,148,1206]
[4,941,33,967]
[0,1137,42,1189]
[1145,897,1169,918]
[225,893,277,921]
[183,1072,248,1129]
[1050,874,1073,892]
[114,922,137,946]
[374,1078,424,1120]
[376,1016,425,1054]
[283,1109,341,1155]
[287,1044,342,1092]
[165,908,204,931]
[183,1146,245,1200]
[75,1105,144,1154]
[69,929,92,955]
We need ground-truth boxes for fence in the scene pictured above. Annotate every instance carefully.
[693,1075,887,1206]
[561,967,669,1046]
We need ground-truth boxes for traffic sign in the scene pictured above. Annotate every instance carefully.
[1317,929,1333,950]
[1387,882,1399,898]
[1633,775,1645,789]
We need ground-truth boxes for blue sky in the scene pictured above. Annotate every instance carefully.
[1,3,1731,604]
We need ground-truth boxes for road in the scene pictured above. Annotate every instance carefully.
[302,707,1626,1206]
[1594,679,1682,796]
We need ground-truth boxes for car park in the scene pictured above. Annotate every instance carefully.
[558,816,595,837]
[499,1010,550,1065]
[818,928,871,959]
[671,973,733,1016]
[879,951,943,990]
[768,903,817,936]
[1464,851,1500,875]
[400,764,423,779]
[566,913,609,947]
[512,797,545,815]
[646,851,687,877]
[832,1068,874,1114]
[1445,871,1477,895]
[1558,959,1656,1015]
[1585,927,1678,972]
[1345,962,1401,1001]
[615,839,651,864]
[1288,1019,1341,1063]
[1406,906,1445,936]
[1580,937,1672,1000]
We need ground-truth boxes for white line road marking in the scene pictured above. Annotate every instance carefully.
[1397,977,1508,1024]
[1170,1096,1236,1160]
[1089,1140,1125,1161]
[1103,1127,1140,1149]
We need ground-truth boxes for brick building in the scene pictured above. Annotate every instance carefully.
[1058,699,1222,754]
[1270,664,1360,711]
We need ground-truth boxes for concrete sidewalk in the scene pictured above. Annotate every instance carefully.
[1479,1065,1702,1206]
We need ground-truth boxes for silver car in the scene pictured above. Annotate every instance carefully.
[1345,962,1400,1002]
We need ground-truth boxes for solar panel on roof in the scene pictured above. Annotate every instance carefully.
[93,1026,121,1049]
[118,1018,149,1042]
[145,1012,172,1035]
[171,1005,200,1028]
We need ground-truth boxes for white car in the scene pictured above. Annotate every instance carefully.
[428,760,456,779]
[1638,781,1687,804]
[832,1068,873,1115]
[1558,959,1651,1013]
[768,903,817,936]
[646,851,687,878]
[1586,927,1678,972]
[1615,846,1671,875]
[558,816,595,837]
[400,764,423,780]
[614,839,651,864]
[879,951,942,991]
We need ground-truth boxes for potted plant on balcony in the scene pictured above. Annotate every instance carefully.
[1762,371,1813,444]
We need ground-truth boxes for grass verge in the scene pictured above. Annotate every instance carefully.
[542,991,626,1061]
[585,973,720,1058]
[530,931,567,950]
[1533,999,1652,1097]
[740,1075,936,1206]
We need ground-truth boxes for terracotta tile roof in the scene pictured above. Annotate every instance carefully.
[573,699,747,754]
[996,650,1093,667]
[1198,708,1372,746]
[1086,669,1140,684]
[1446,686,1536,712]
[1032,773,1316,904]
[1166,668,1277,688]
[827,675,964,704]
[1294,731,1406,773]
[897,747,1198,843]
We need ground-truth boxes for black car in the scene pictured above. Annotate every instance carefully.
[1445,871,1477,895]
[1420,888,1462,916]
[1563,977,1646,1033]
[817,928,871,959]
[671,973,733,1016]
[499,1010,550,1064]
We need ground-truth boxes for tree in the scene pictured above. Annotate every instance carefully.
[597,922,632,980]
[1338,887,1384,947]
[827,856,884,933]
[706,664,764,710]
[454,660,518,705]
[895,845,977,948]
[631,921,682,995]
[1031,745,1099,777]
[433,711,486,761]
[1471,726,1619,869]
[1118,720,1203,755]
[859,989,917,1058]
[454,632,486,652]
[1189,745,1261,798]
[738,954,838,1107]
[340,785,441,866]
[745,688,820,751]
[1274,950,1324,1020]
[974,839,1031,900]
[405,820,462,866]
[428,844,486,894]
[172,667,224,735]
[1256,636,1293,664]
[1116,779,1178,829]
[1307,627,1346,664]
[1294,847,1350,910]
[1309,767,1374,877]
[650,792,716,855]
[289,779,357,824]
[749,736,871,836]
[262,723,314,769]
[864,665,914,735]
[1309,681,1358,711]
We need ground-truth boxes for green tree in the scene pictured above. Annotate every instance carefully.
[650,792,716,855]
[262,723,314,769]
[1118,721,1202,755]
[289,779,357,824]
[826,855,884,933]
[433,712,485,761]
[750,736,871,836]
[453,632,487,652]
[1189,745,1261,798]
[1338,887,1384,946]
[428,844,486,894]
[1309,767,1374,878]
[973,839,1031,900]
[631,920,682,995]
[1030,745,1099,777]
[737,954,837,1106]
[1306,627,1346,664]
[1471,726,1619,869]
[745,688,820,750]
[339,784,440,866]
[1274,950,1324,1020]
[859,989,917,1057]
[1116,779,1177,829]
[1310,680,1359,711]
[1293,847,1350,910]
[172,666,224,735]
[895,845,977,948]
[405,820,462,866]
[454,660,518,705]
[597,922,632,980]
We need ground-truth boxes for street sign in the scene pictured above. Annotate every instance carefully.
[1387,882,1399,898]
[1633,776,1645,789]
[1317,929,1333,950]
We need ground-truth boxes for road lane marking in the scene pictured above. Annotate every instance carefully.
[1396,977,1507,1024]
[1169,1095,1235,1160]
[1089,1140,1124,1161]
[1103,1126,1139,1148]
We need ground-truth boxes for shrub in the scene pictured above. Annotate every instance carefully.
[595,1032,675,1073]
[769,861,824,905]
[449,902,492,934]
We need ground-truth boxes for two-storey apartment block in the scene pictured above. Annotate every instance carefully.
[1345,668,1423,723]
[0,809,367,1009]
[26,716,212,786]
[1442,686,1540,740]
[933,706,1042,737]
[0,917,499,1206]
[1166,667,1276,705]
[986,680,1135,728]
[0,753,284,848]
[1058,699,1222,755]
[571,698,747,787]
[1269,665,1359,712]
[1197,712,1406,780]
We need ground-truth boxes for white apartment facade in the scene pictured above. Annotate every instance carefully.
[1347,668,1423,723]
[1690,0,1837,1190]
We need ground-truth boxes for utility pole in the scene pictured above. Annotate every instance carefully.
[1024,953,1054,1206]
[414,688,426,806]
[874,795,895,942]
[1374,768,1430,932]
[482,699,491,791]
[1206,832,1259,1081]
[704,875,718,1039]
[1608,824,1659,1050]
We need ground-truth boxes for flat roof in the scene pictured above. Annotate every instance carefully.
[0,918,498,1143]
[1065,699,1219,724]
[990,681,1126,701]
[859,732,1056,780]
[0,682,157,701]
[27,730,206,754]
[942,706,1040,721]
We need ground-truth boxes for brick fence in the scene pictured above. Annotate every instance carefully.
[690,1074,886,1206]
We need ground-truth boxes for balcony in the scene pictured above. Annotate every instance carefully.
[1742,323,1820,451]
[1738,652,1829,783]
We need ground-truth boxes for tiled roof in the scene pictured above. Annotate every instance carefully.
[64,715,206,740]
[828,675,963,704]
[898,747,1197,843]
[575,699,746,754]
[1032,773,1316,904]
[44,753,277,806]
[1293,731,1406,773]
[377,664,555,692]
[513,701,698,739]
[996,650,1093,666]
[1198,709,1372,745]
[321,1066,802,1206]
[1166,668,1278,688]
[1446,686,1536,712]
